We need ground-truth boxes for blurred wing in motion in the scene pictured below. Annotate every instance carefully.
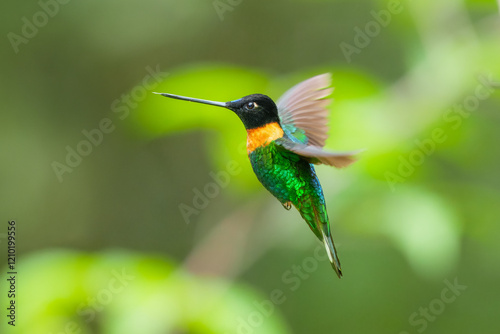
[276,137,361,168]
[277,73,333,147]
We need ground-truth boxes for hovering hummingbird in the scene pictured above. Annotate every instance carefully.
[155,74,360,278]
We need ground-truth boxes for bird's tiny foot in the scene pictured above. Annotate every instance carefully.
[282,201,292,210]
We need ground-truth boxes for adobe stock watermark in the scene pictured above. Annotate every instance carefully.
[340,0,406,63]
[51,65,168,183]
[179,142,246,224]
[399,277,467,334]
[227,245,329,334]
[213,0,244,21]
[7,0,73,54]
[49,268,135,334]
[385,73,498,192]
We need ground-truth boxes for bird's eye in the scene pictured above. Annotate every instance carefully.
[246,102,256,110]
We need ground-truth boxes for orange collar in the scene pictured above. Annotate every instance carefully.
[246,122,284,153]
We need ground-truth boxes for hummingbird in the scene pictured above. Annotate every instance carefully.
[155,74,360,278]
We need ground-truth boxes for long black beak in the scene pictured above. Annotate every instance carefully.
[154,92,227,108]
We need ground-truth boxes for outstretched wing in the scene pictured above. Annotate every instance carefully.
[277,73,333,147]
[276,137,361,168]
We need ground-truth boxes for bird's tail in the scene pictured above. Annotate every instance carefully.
[319,218,342,278]
[298,201,343,278]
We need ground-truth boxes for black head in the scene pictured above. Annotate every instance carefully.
[154,92,280,130]
[226,94,280,129]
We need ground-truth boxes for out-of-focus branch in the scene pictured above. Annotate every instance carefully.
[182,203,257,278]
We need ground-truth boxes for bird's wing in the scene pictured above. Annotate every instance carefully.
[276,73,333,147]
[275,137,361,168]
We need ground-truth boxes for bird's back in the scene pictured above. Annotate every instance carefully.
[248,140,343,277]
[249,141,325,239]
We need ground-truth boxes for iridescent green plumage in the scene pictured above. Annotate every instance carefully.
[249,140,342,276]
[249,142,320,233]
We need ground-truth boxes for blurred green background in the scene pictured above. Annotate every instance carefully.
[1,0,500,333]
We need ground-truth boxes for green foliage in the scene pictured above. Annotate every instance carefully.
[0,251,289,334]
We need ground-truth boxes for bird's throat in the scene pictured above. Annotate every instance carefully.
[246,122,284,154]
